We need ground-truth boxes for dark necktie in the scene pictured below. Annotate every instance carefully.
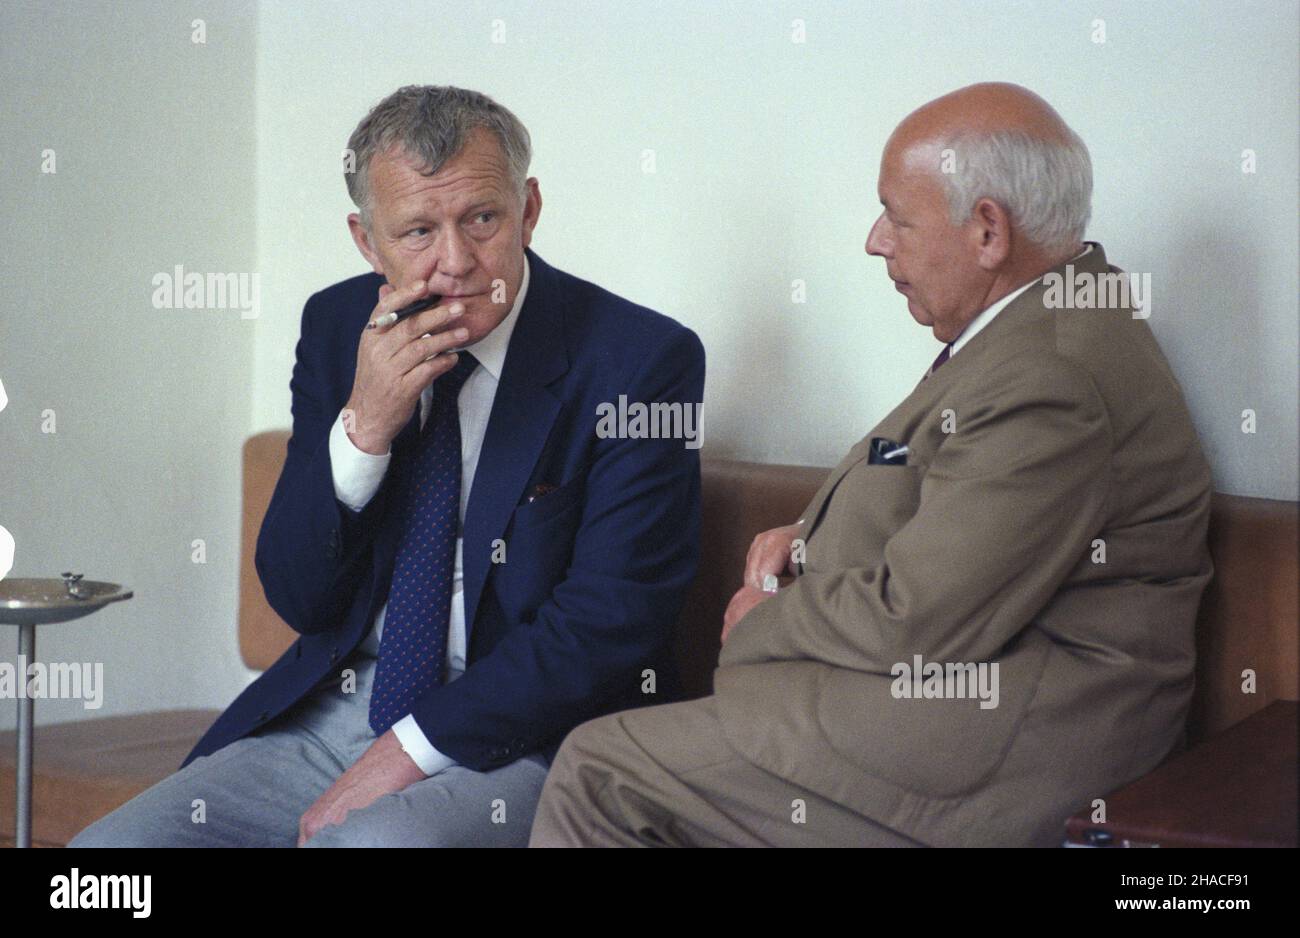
[923,343,952,381]
[368,352,479,736]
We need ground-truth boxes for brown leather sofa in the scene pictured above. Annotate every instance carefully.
[2,431,1296,846]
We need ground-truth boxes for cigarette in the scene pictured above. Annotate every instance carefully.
[367,293,444,330]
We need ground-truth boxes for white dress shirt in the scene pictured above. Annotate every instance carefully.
[949,243,1093,358]
[326,257,530,775]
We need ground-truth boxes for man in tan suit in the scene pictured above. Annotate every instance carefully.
[529,83,1213,848]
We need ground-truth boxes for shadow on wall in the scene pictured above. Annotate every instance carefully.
[1160,225,1266,497]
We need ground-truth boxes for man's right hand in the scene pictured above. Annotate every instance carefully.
[743,522,803,591]
[342,280,470,455]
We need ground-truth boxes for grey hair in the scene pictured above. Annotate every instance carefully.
[345,85,532,229]
[935,128,1092,255]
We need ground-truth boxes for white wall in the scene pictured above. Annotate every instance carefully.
[3,0,1296,726]
[1,0,258,725]
[252,0,1299,502]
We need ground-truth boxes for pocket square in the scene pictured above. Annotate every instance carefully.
[868,437,910,466]
[525,482,559,503]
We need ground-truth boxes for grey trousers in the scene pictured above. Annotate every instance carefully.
[68,650,549,847]
[529,695,925,847]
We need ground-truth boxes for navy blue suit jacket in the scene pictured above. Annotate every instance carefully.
[183,249,704,771]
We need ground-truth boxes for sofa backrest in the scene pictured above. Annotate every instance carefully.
[240,431,1297,745]
[1190,493,1298,739]
[239,433,298,673]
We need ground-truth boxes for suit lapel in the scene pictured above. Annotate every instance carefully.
[462,250,569,636]
[801,244,1113,565]
[798,439,873,548]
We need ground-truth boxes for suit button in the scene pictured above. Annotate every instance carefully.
[326,529,340,558]
[329,647,339,663]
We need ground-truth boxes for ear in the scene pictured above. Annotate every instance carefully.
[347,213,386,277]
[519,178,542,251]
[969,197,1011,271]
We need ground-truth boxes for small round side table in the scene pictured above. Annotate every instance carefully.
[0,575,132,848]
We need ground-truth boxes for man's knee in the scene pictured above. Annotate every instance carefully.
[305,762,547,848]
[299,822,369,848]
[302,809,534,848]
[67,742,283,848]
[554,712,627,771]
[68,800,185,848]
[67,816,125,848]
[529,715,642,847]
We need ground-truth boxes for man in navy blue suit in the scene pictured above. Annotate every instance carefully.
[69,85,704,847]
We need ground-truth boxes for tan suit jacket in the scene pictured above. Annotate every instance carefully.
[715,242,1213,847]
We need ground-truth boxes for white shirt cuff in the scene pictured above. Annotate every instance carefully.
[391,714,456,776]
[328,408,390,511]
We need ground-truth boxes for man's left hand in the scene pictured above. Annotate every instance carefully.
[297,729,426,846]
[722,585,775,644]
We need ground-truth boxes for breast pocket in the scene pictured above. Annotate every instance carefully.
[509,476,585,531]
[492,479,586,624]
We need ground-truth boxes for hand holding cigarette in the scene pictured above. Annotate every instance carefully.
[341,279,469,455]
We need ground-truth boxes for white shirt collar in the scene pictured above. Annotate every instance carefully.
[949,242,1093,357]
[461,254,530,381]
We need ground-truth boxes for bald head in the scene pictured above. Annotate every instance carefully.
[865,83,1092,343]
[892,82,1077,154]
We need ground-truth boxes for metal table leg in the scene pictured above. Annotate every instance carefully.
[0,577,132,849]
[15,622,34,848]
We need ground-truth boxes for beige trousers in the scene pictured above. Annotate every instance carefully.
[529,695,925,848]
